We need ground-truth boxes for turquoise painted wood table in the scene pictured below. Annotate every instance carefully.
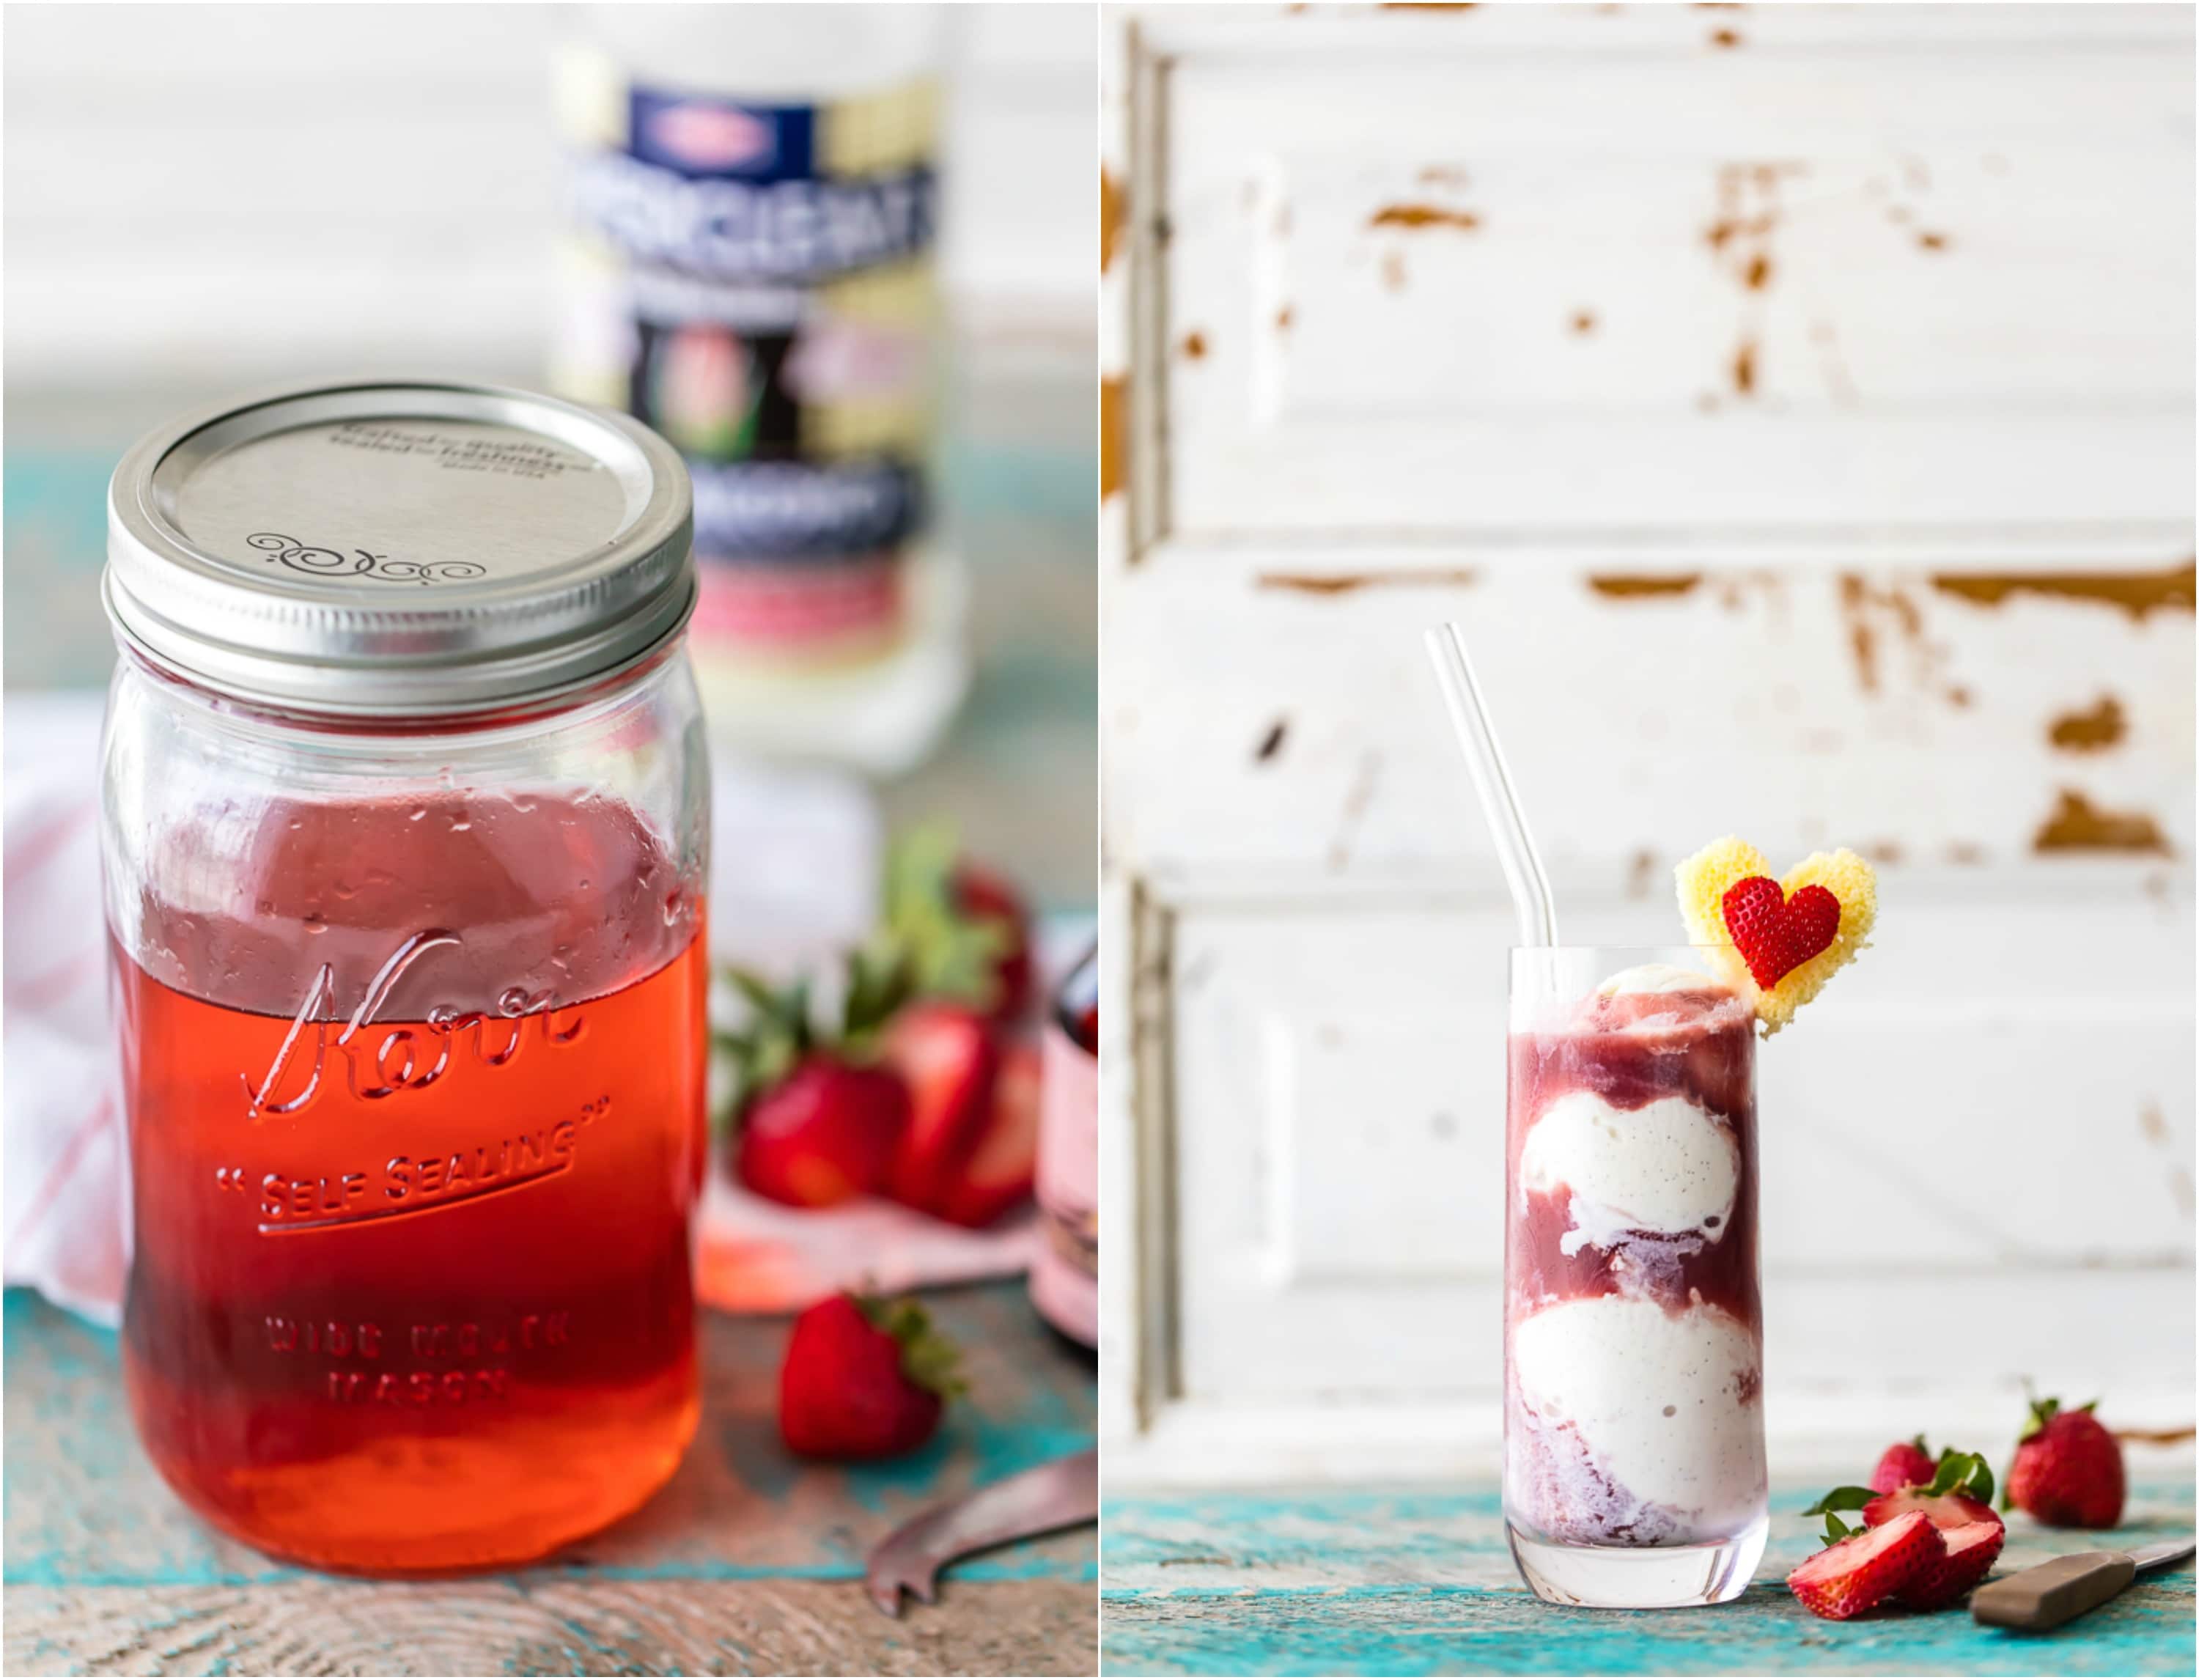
[4,1283,1096,1676]
[1102,1483,2195,1676]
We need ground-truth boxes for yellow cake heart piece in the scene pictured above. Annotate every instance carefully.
[1673,836,1877,1035]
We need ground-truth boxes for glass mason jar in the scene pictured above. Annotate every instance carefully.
[1504,946,1767,1609]
[100,379,710,1574]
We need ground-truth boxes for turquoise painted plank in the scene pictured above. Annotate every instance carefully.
[1101,1580,2195,1678]
[5,1283,1095,1589]
[1101,1484,2195,1677]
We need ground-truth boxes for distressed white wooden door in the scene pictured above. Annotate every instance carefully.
[1102,3,2195,1485]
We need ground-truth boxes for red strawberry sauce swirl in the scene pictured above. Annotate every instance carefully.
[1506,992,1761,1331]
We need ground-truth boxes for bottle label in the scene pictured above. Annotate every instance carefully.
[558,51,936,657]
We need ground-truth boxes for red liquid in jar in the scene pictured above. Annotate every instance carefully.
[115,792,705,1573]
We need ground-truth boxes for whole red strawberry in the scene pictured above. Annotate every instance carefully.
[1871,1437,1938,1495]
[951,862,1033,1021]
[737,1058,908,1207]
[1787,1510,1943,1621]
[2008,1396,2125,1528]
[721,952,911,1208]
[780,1292,963,1459]
[882,824,1033,1023]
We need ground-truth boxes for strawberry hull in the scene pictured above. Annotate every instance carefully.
[1504,968,1767,1554]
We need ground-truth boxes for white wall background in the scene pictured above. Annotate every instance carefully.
[2,2,1093,391]
[1102,3,2195,1484]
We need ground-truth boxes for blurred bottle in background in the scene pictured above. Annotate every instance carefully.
[555,4,965,775]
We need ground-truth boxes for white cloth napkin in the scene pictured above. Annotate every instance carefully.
[4,688,1039,1325]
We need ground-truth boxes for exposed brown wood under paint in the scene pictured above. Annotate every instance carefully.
[1369,204,1481,232]
[1709,28,1743,47]
[1732,339,1757,395]
[2048,695,2128,753]
[2033,789,2171,856]
[1326,751,1385,873]
[1931,561,2195,621]
[1918,231,1950,252]
[1100,376,1127,504]
[1571,309,1598,335]
[1258,569,1478,596]
[1276,304,1295,331]
[1744,254,1772,290]
[1588,574,1702,599]
[1838,575,1960,701]
[1102,169,1125,273]
[1180,330,1208,361]
[1254,718,1289,764]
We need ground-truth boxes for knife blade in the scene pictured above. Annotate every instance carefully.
[1971,1536,2195,1630]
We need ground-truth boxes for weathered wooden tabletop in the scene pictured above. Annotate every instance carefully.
[1102,1481,2196,1676]
[4,1282,1097,1676]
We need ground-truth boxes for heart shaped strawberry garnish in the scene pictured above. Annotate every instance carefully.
[1723,877,1841,990]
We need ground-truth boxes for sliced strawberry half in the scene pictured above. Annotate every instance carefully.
[1787,1510,1945,1621]
[883,1001,1001,1214]
[1863,1483,2001,1533]
[1809,1448,2001,1536]
[938,1039,1041,1228]
[1890,1519,2006,1611]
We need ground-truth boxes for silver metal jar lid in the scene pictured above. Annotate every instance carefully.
[105,377,695,717]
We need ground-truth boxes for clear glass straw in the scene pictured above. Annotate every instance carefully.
[1424,621,1558,948]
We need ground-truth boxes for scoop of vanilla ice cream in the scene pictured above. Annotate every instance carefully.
[1511,1295,1765,1525]
[1596,963,1733,998]
[1519,1091,1739,1250]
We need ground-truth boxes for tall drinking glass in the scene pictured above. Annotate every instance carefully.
[1505,947,1767,1607]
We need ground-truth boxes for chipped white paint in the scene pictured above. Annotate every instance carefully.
[1155,2,2195,542]
[1104,3,2196,1486]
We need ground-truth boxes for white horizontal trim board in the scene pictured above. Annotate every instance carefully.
[1105,556,2196,876]
[1151,2,2194,541]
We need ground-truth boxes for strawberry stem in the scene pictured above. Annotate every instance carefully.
[856,1293,967,1401]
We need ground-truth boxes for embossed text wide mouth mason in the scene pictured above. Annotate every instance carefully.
[100,378,712,1573]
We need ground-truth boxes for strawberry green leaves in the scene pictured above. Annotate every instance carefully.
[1806,1448,1996,1522]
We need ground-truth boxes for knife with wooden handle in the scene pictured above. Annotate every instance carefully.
[1971,1539,2195,1630]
